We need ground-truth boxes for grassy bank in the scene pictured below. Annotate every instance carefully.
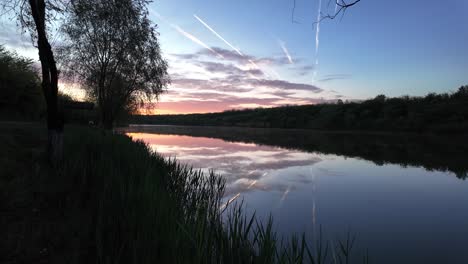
[1,123,368,263]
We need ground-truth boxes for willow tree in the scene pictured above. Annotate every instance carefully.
[60,0,169,128]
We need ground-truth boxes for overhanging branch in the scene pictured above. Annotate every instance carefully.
[291,0,361,25]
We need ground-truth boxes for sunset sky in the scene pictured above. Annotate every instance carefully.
[2,0,468,114]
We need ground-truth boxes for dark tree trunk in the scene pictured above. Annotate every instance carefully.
[101,108,114,130]
[29,0,64,166]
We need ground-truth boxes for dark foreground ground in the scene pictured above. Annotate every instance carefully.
[0,122,69,263]
[2,122,371,264]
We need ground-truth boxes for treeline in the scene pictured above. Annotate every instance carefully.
[132,87,468,133]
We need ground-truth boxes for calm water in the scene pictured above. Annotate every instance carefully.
[124,125,468,264]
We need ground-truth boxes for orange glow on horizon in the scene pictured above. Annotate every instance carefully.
[136,98,324,115]
[136,107,220,115]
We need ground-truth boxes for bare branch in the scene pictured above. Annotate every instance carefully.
[291,0,301,24]
[315,0,361,25]
[290,0,361,26]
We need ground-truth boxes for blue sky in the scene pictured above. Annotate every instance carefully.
[2,0,468,113]
[144,0,468,113]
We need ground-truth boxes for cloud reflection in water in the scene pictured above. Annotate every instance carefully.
[127,133,324,200]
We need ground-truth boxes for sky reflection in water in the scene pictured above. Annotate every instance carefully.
[127,131,468,264]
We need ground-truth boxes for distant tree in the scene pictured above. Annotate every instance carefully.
[454,85,468,98]
[59,0,169,129]
[1,0,67,164]
[0,45,44,118]
[373,94,386,102]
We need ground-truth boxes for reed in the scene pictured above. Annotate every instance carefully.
[60,127,368,263]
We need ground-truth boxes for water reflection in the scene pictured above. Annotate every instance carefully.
[124,126,468,264]
[125,125,468,179]
[127,133,324,197]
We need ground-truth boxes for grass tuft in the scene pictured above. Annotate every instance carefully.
[56,126,368,263]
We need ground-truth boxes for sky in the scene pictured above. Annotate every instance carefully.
[1,0,468,114]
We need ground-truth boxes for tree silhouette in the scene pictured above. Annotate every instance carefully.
[59,0,169,129]
[0,45,44,118]
[1,0,67,165]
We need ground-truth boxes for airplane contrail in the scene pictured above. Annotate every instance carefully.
[278,40,294,64]
[193,14,279,79]
[194,15,263,72]
[219,193,241,211]
[173,25,223,58]
[266,67,281,79]
[312,199,316,228]
[248,59,260,70]
[247,180,258,189]
[314,0,322,80]
[153,11,222,58]
[194,14,244,56]
[280,185,291,202]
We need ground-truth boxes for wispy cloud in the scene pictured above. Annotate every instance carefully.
[298,65,315,76]
[175,47,301,69]
[161,45,343,113]
[318,74,352,82]
[251,79,323,92]
[152,73,331,113]
[171,77,323,93]
[196,61,264,77]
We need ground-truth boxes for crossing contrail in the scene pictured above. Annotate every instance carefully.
[194,14,244,56]
[193,15,265,70]
[153,11,222,58]
[193,14,279,79]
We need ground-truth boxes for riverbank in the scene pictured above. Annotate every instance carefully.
[1,122,367,263]
[131,87,468,134]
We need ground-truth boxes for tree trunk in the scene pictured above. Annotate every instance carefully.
[29,0,64,166]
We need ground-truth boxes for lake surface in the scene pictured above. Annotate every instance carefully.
[123,125,468,264]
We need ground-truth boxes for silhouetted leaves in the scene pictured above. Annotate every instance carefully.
[0,45,44,119]
[59,0,169,128]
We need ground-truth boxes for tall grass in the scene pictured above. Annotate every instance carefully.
[61,127,368,263]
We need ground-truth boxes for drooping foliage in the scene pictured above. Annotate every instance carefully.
[59,0,169,128]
